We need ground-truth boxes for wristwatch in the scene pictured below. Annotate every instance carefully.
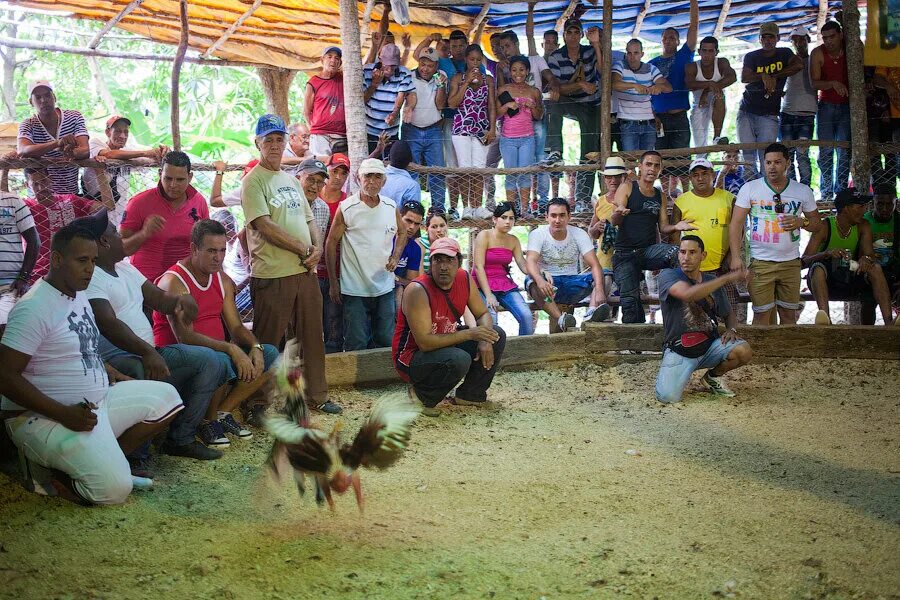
[801,217,810,228]
[215,170,225,176]
[252,343,264,353]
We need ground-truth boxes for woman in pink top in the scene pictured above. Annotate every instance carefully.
[496,56,543,217]
[473,202,534,335]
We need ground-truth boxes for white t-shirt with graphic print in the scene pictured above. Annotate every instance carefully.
[735,178,816,262]
[527,225,595,276]
[1,279,108,411]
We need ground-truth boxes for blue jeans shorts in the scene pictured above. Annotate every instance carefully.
[525,272,594,305]
[655,338,747,404]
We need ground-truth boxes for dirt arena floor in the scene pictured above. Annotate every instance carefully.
[0,358,898,600]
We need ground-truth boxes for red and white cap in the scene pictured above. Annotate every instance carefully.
[28,80,53,96]
[105,115,132,128]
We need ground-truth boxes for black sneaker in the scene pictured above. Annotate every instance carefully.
[315,400,343,414]
[128,456,155,479]
[244,404,268,428]
[198,420,230,448]
[541,151,563,167]
[162,440,223,461]
[585,303,612,323]
[447,208,460,221]
[218,413,252,439]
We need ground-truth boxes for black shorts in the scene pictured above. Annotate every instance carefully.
[807,261,871,300]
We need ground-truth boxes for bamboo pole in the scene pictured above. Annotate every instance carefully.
[713,0,732,38]
[339,0,368,185]
[842,1,869,187]
[632,0,651,38]
[170,0,189,151]
[201,0,264,58]
[0,36,273,69]
[555,0,579,32]
[88,0,145,49]
[600,0,612,165]
[816,0,829,37]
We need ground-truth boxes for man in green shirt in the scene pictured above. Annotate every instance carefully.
[802,189,893,326]
[241,114,342,417]
[863,183,898,324]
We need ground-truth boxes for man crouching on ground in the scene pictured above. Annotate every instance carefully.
[655,235,753,404]
[392,237,506,416]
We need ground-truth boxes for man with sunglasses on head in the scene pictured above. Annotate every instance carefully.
[729,142,821,325]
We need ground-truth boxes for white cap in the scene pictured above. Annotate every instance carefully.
[790,26,811,38]
[689,157,714,171]
[601,156,627,176]
[28,80,53,96]
[358,158,386,175]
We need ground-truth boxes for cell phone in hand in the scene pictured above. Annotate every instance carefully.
[498,91,519,117]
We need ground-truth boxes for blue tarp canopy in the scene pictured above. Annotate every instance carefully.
[425,1,838,43]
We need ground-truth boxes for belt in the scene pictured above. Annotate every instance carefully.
[404,121,442,130]
[622,119,655,125]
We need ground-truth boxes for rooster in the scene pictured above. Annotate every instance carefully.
[264,341,421,511]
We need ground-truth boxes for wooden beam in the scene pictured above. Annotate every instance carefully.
[170,0,189,151]
[339,0,368,189]
[842,1,869,186]
[471,3,491,38]
[713,0,732,38]
[0,35,274,68]
[88,0,144,49]
[600,0,612,164]
[816,0,829,37]
[555,0,579,32]
[201,0,264,59]
[632,0,651,38]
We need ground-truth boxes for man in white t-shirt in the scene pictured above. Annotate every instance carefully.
[80,209,227,464]
[81,115,169,226]
[0,222,183,505]
[325,158,407,351]
[729,142,822,325]
[0,188,39,331]
[525,198,611,332]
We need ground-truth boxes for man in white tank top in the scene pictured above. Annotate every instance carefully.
[685,36,737,150]
[325,158,408,351]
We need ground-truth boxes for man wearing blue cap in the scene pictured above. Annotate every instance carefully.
[241,114,341,416]
[304,46,347,158]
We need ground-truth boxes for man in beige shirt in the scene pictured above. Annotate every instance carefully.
[241,114,341,416]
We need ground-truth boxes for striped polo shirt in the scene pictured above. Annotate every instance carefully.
[17,109,89,195]
[0,193,36,284]
[612,61,663,121]
[363,64,415,137]
[548,45,601,104]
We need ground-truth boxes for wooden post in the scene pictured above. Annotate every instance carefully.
[202,0,263,58]
[713,0,732,38]
[816,0,829,38]
[88,0,145,49]
[599,0,612,164]
[256,68,298,124]
[339,0,369,181]
[632,0,651,38]
[842,2,869,187]
[170,0,189,151]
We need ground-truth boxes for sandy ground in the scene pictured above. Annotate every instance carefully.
[1,358,898,600]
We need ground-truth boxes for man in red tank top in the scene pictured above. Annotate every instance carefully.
[155,219,280,448]
[392,237,506,416]
[810,21,850,200]
[304,46,347,159]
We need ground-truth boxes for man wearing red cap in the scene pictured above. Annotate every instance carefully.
[17,80,89,195]
[392,236,506,417]
[82,115,169,226]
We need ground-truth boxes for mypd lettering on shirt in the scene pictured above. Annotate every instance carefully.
[756,61,784,74]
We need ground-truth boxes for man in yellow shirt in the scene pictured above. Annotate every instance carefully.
[589,157,628,275]
[672,158,739,307]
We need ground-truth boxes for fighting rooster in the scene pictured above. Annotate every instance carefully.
[264,341,421,511]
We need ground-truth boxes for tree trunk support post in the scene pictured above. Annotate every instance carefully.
[842,2,869,187]
[257,68,298,124]
[170,0,189,151]
[88,0,145,49]
[632,0,651,38]
[339,0,369,183]
[600,0,612,165]
[202,0,263,58]
[714,0,732,38]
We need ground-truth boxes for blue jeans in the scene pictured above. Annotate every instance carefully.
[401,122,446,212]
[210,343,279,382]
[736,110,780,181]
[533,118,549,207]
[342,291,396,351]
[619,119,657,152]
[612,244,679,323]
[101,341,229,447]
[816,101,851,196]
[483,289,534,336]
[499,135,536,191]
[655,339,748,404]
[779,112,815,186]
[525,272,595,306]
[318,277,344,354]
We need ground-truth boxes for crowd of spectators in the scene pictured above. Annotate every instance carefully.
[0,7,898,506]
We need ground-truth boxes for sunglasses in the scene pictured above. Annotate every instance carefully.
[402,201,424,211]
[773,192,786,214]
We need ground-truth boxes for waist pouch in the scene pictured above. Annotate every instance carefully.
[669,332,714,358]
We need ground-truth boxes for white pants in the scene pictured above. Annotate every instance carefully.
[442,121,458,168]
[452,135,489,169]
[0,285,17,325]
[690,105,712,151]
[308,133,346,158]
[5,380,183,505]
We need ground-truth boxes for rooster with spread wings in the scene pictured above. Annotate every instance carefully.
[264,341,421,511]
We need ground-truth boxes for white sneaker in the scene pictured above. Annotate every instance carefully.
[557,313,576,332]
[131,475,154,490]
[473,206,493,219]
[461,207,474,220]
[585,303,611,323]
[814,309,831,325]
[701,372,736,397]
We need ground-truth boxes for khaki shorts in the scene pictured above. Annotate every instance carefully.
[749,258,802,313]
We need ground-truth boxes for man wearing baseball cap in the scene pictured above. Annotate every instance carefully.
[779,26,817,188]
[803,188,894,326]
[673,158,741,308]
[736,22,803,181]
[589,157,629,281]
[241,113,340,416]
[82,115,169,226]
[17,80,89,195]
[304,46,346,158]
[392,236,506,417]
[325,158,408,352]
[363,43,414,152]
[402,47,448,213]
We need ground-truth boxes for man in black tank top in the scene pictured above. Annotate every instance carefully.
[610,151,699,323]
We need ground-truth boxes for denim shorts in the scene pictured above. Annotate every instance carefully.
[220,343,280,382]
[655,338,747,404]
[525,272,594,305]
